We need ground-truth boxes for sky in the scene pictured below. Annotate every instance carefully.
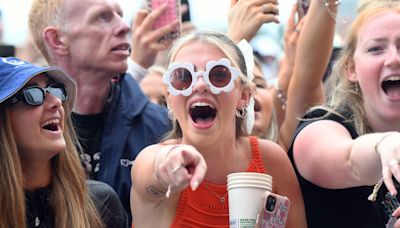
[0,0,357,47]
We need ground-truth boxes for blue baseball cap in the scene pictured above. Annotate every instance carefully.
[0,57,76,113]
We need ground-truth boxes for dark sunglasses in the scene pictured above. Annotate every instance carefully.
[163,58,241,96]
[7,84,67,106]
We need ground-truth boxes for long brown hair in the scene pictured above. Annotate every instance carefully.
[0,103,103,228]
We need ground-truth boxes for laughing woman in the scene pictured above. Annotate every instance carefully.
[130,31,307,227]
[0,57,127,228]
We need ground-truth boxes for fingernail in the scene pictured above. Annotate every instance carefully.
[191,181,199,191]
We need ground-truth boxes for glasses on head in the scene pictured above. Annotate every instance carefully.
[163,58,241,96]
[7,84,67,106]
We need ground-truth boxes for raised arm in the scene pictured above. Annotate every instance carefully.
[294,120,400,195]
[272,4,304,126]
[279,0,338,150]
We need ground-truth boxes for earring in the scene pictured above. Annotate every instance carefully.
[168,108,174,120]
[354,82,360,94]
[245,97,255,135]
[235,106,247,118]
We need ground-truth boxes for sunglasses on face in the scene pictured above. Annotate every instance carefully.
[7,84,68,106]
[163,58,241,96]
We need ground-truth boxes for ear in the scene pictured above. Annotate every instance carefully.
[237,87,250,109]
[345,61,358,82]
[166,92,173,109]
[43,26,69,56]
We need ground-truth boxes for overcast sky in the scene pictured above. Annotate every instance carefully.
[0,0,356,47]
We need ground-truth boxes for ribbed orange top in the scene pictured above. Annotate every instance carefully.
[170,136,266,228]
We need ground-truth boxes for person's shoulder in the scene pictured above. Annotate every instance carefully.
[254,137,288,162]
[139,140,179,154]
[141,103,170,127]
[87,180,117,199]
[87,181,129,227]
[255,138,295,179]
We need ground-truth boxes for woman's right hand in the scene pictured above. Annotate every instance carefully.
[390,206,400,227]
[156,144,207,196]
[376,132,400,196]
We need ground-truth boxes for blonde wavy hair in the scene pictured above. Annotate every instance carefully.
[163,31,252,140]
[0,103,103,228]
[316,0,400,135]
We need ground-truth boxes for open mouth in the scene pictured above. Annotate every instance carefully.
[112,43,130,51]
[189,102,217,124]
[382,76,400,98]
[41,119,60,132]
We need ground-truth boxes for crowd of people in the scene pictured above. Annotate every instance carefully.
[0,0,399,227]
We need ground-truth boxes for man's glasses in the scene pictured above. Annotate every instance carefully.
[163,58,241,96]
[7,84,67,106]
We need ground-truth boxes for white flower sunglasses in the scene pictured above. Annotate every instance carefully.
[163,58,242,96]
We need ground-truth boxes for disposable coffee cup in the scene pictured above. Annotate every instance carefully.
[227,172,272,228]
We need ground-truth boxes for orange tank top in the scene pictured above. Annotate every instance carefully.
[170,136,266,228]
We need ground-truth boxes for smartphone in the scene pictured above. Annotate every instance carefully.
[256,192,290,228]
[147,0,181,42]
[297,0,310,20]
[381,191,400,224]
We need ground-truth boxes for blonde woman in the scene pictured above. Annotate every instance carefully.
[130,31,307,227]
[288,1,400,227]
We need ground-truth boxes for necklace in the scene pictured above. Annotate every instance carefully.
[203,143,240,203]
[204,183,229,203]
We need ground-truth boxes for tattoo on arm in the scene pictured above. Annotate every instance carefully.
[146,185,166,198]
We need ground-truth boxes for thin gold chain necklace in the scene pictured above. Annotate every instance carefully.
[204,183,229,203]
[203,143,239,203]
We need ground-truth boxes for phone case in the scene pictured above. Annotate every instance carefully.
[147,0,181,41]
[256,192,290,228]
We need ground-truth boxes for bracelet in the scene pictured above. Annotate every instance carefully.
[374,132,396,155]
[321,0,345,24]
[274,80,287,110]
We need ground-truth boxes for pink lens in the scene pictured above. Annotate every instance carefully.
[170,67,193,90]
[209,65,231,88]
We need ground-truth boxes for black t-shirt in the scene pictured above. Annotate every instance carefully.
[25,180,128,228]
[288,108,385,228]
[72,112,104,179]
[71,82,114,179]
[26,187,54,228]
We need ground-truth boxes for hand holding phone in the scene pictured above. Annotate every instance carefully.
[147,0,181,42]
[256,191,290,228]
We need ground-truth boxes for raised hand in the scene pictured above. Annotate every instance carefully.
[227,0,279,42]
